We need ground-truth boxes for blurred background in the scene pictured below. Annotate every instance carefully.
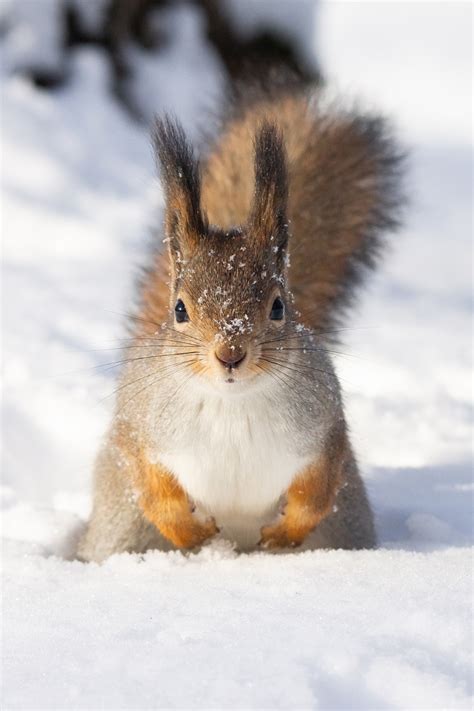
[1,1,472,546]
[0,0,319,129]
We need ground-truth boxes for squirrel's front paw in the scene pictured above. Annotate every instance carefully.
[166,515,219,550]
[259,521,304,550]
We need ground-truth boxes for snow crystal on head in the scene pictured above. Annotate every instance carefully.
[197,288,208,305]
[215,315,253,340]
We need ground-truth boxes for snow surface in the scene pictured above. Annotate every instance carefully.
[2,2,473,709]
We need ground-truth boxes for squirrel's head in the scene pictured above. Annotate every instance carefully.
[153,117,291,390]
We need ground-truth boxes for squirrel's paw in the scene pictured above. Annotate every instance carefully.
[259,521,304,550]
[165,515,219,550]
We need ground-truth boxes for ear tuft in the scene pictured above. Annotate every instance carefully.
[250,121,289,245]
[153,116,205,249]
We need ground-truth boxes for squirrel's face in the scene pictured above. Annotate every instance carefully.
[169,229,289,388]
[154,117,291,391]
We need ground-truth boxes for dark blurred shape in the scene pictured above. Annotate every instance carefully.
[2,0,319,120]
[198,0,318,85]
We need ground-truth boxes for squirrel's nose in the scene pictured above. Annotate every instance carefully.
[215,347,247,369]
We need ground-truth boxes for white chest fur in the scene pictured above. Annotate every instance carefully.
[153,384,309,548]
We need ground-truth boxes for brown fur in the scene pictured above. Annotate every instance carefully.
[202,90,403,333]
[138,87,402,337]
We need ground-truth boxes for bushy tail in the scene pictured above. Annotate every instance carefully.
[201,84,405,334]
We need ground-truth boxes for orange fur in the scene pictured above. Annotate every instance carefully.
[260,423,348,548]
[139,250,171,332]
[138,459,219,549]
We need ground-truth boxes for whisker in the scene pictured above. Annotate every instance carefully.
[102,358,196,408]
[94,351,201,368]
[259,354,343,397]
[257,324,377,348]
[105,309,163,329]
[255,360,291,391]
[261,355,337,381]
[105,309,203,344]
[256,328,315,348]
[261,354,356,391]
[76,341,201,353]
[69,330,201,355]
[263,346,365,361]
[127,331,200,342]
[166,324,205,345]
[51,351,202,381]
[259,357,307,391]
[136,367,197,424]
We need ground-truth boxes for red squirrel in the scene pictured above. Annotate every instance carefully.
[78,82,403,561]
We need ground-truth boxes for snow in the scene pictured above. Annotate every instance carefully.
[1,2,472,709]
[3,540,471,710]
[1,0,64,76]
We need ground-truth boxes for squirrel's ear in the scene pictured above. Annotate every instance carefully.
[249,121,289,251]
[153,116,206,259]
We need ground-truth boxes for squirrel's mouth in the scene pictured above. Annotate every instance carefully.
[191,360,268,396]
[220,364,245,386]
[221,360,244,385]
[215,360,267,391]
[190,344,267,392]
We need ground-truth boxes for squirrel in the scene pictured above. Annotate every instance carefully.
[77,80,403,562]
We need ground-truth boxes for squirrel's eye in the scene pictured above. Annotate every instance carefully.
[270,297,285,321]
[174,299,189,323]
